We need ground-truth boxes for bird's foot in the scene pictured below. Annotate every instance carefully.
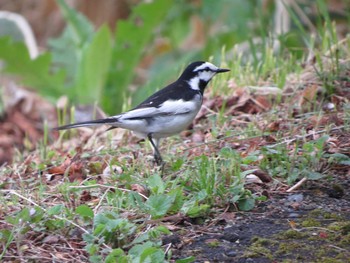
[154,154,163,166]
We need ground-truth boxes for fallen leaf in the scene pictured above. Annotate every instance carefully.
[42,235,60,244]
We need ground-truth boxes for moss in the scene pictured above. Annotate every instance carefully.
[341,223,350,235]
[278,229,307,239]
[250,236,272,246]
[276,242,304,256]
[329,184,345,198]
[308,208,342,220]
[244,246,273,260]
[339,233,350,246]
[317,258,345,263]
[206,239,220,247]
[323,212,342,220]
[301,218,321,227]
[309,208,323,218]
[244,236,275,260]
[328,222,343,231]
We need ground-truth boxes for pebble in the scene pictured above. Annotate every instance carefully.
[288,212,301,218]
[287,193,304,202]
[225,250,237,257]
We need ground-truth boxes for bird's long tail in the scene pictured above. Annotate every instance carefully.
[53,118,118,130]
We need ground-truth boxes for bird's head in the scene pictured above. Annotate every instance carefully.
[179,61,230,92]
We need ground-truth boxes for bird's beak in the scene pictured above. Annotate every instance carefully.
[216,68,230,73]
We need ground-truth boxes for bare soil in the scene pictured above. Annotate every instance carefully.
[166,176,350,262]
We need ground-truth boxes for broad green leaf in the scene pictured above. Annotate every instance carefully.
[0,37,66,99]
[168,188,184,213]
[105,248,127,263]
[5,207,30,224]
[74,25,112,104]
[305,171,325,180]
[49,27,79,86]
[185,204,210,218]
[140,247,165,263]
[144,194,175,218]
[129,241,154,259]
[75,204,94,219]
[147,174,165,194]
[0,229,12,242]
[238,197,255,211]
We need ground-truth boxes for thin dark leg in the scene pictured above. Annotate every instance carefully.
[147,134,163,166]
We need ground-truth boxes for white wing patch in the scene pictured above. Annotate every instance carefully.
[117,97,200,120]
[119,107,159,119]
[158,99,199,114]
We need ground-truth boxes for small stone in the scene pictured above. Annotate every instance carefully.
[288,213,301,218]
[287,193,304,203]
[225,250,237,257]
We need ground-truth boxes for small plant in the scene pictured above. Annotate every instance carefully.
[82,210,171,262]
[260,135,328,184]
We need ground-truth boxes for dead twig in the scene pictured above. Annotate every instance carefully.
[286,176,307,192]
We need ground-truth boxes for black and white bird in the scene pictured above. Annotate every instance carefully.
[54,61,230,165]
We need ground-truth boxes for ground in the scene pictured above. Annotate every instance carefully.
[166,178,350,262]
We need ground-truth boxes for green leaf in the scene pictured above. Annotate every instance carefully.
[0,37,66,99]
[47,204,64,216]
[185,204,210,218]
[219,147,238,158]
[144,194,175,218]
[74,25,112,104]
[75,204,94,219]
[49,27,79,86]
[105,248,128,263]
[129,241,153,258]
[340,160,350,165]
[0,229,12,242]
[175,256,196,263]
[304,171,325,180]
[238,197,255,211]
[56,0,94,46]
[147,174,165,194]
[168,188,184,213]
[140,247,165,263]
[104,0,172,114]
[327,153,350,165]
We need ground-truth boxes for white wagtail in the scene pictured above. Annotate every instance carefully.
[54,61,230,165]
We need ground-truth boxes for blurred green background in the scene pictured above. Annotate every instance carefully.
[0,0,349,115]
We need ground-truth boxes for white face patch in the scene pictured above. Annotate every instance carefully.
[187,63,218,90]
[198,70,216,81]
[187,77,200,90]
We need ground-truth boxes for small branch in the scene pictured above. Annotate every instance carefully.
[286,177,307,192]
[68,184,148,200]
[269,125,345,148]
[328,244,349,252]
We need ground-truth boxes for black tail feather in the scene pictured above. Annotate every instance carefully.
[53,118,118,131]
